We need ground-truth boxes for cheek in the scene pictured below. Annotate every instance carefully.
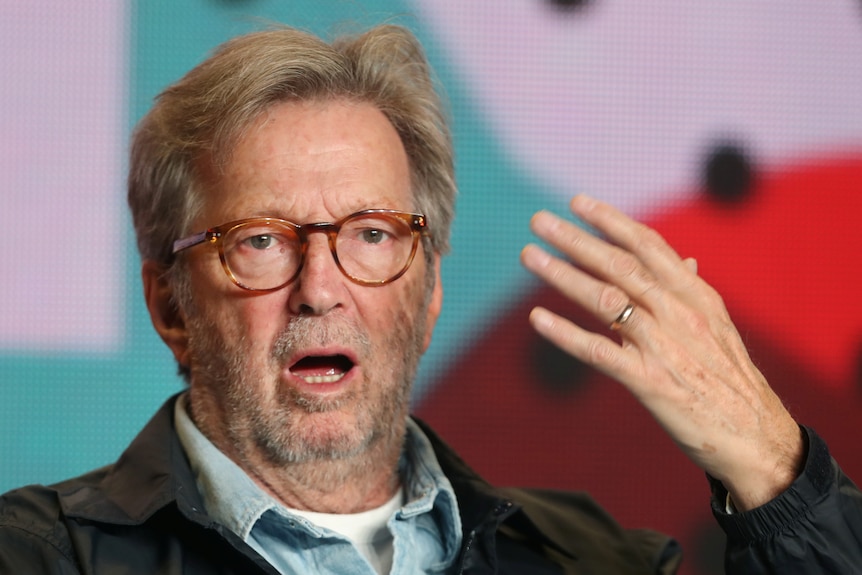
[193,283,290,351]
[233,294,292,342]
[358,276,430,398]
[356,272,429,340]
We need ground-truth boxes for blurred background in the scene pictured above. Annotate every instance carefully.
[2,1,861,573]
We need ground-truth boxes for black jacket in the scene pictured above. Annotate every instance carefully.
[1,395,859,574]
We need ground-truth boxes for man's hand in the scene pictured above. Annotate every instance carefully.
[520,195,804,511]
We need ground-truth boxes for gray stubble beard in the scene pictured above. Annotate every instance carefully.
[185,284,430,487]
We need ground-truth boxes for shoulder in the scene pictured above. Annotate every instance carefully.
[0,477,104,573]
[2,465,105,523]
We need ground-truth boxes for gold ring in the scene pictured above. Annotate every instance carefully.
[610,303,635,331]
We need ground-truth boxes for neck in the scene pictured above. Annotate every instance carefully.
[243,435,404,514]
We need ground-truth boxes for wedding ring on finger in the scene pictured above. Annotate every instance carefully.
[610,303,635,331]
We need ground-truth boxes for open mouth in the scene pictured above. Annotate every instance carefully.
[288,354,355,384]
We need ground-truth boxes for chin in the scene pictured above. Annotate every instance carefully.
[260,409,378,464]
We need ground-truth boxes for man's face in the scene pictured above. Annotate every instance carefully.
[165,99,442,469]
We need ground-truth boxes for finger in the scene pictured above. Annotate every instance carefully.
[683,257,698,274]
[528,306,639,383]
[569,195,693,288]
[528,210,661,305]
[521,243,640,329]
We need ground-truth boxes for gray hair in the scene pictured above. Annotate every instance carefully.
[127,24,456,267]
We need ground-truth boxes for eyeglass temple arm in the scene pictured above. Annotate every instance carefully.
[172,231,210,254]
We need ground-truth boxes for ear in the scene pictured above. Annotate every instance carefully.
[422,254,443,353]
[142,260,190,369]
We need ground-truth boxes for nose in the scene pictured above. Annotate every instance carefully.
[287,234,346,316]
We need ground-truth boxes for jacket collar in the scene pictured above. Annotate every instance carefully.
[59,395,574,562]
[411,417,578,562]
[62,393,208,526]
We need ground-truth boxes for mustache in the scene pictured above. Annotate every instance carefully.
[271,314,373,365]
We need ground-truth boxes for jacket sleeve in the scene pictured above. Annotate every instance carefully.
[711,426,862,574]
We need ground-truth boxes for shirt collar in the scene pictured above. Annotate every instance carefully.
[174,394,273,539]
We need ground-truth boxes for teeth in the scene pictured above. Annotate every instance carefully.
[298,373,345,384]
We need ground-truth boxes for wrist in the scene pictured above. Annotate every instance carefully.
[724,425,807,511]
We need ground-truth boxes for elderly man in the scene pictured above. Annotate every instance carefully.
[1,24,860,574]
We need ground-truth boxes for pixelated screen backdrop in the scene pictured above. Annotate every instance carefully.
[2,1,860,573]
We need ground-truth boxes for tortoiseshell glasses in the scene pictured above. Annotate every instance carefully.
[172,209,428,292]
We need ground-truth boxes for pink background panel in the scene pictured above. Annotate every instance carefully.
[412,0,862,217]
[0,1,127,352]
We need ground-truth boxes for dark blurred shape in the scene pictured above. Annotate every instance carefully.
[703,142,755,203]
[691,521,727,575]
[531,335,593,395]
[547,0,592,12]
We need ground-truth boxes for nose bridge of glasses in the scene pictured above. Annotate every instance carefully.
[300,221,339,237]
[298,221,340,252]
[295,221,342,272]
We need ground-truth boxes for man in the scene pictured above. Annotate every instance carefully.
[1,23,860,574]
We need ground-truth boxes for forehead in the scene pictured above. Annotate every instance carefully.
[199,98,413,224]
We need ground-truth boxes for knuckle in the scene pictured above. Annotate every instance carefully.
[609,251,639,278]
[547,259,570,285]
[696,284,733,324]
[587,338,614,364]
[609,251,656,291]
[680,305,711,336]
[636,225,667,252]
[597,284,628,314]
[562,228,586,253]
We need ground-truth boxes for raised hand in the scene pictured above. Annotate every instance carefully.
[520,195,804,510]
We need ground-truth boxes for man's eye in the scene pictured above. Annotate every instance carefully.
[360,228,387,244]
[247,234,275,249]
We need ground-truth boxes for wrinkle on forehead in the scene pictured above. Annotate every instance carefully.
[194,99,413,227]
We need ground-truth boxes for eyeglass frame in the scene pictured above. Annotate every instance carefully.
[171,209,429,292]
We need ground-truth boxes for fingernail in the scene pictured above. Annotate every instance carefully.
[529,307,554,331]
[573,194,596,213]
[521,244,550,268]
[531,209,551,227]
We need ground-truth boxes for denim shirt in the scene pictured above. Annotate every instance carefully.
[175,396,462,574]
